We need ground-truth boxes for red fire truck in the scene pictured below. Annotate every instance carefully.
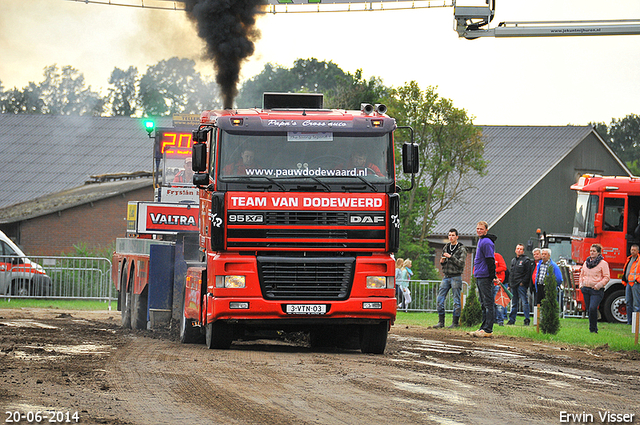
[114,93,418,354]
[568,174,640,323]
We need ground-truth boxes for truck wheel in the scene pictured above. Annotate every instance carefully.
[180,313,202,344]
[205,321,233,349]
[121,268,133,329]
[360,322,388,354]
[179,289,203,344]
[131,287,148,330]
[601,289,627,324]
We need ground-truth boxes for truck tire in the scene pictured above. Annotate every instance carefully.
[179,290,203,344]
[601,289,627,324]
[121,268,132,329]
[131,287,148,330]
[205,321,233,349]
[360,322,388,354]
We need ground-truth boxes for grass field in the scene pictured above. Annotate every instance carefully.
[396,311,640,352]
[1,299,638,352]
[0,298,114,311]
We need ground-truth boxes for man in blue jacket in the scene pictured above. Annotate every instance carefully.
[470,221,497,338]
[532,248,563,306]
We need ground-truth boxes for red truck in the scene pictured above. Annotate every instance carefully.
[114,93,418,354]
[568,174,640,323]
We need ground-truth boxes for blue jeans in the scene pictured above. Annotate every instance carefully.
[508,284,531,323]
[626,283,640,324]
[437,276,462,317]
[477,277,495,333]
[493,285,506,324]
[581,287,604,333]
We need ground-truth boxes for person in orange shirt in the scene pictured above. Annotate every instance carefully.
[622,244,640,325]
[579,243,611,333]
[172,157,193,184]
[493,252,508,326]
[530,248,542,303]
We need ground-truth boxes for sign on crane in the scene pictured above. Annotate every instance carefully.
[454,0,640,39]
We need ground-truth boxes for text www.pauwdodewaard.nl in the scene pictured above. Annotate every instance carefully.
[244,167,369,177]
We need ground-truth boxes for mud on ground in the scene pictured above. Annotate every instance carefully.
[1,309,639,425]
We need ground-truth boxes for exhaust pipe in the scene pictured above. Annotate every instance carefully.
[361,103,374,115]
[375,104,387,114]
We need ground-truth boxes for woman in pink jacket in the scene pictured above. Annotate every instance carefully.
[579,243,610,333]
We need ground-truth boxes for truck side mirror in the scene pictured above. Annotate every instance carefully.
[594,213,603,234]
[193,172,209,187]
[402,142,419,174]
[192,143,207,173]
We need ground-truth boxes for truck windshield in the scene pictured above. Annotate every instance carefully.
[573,192,598,238]
[548,238,573,264]
[218,131,392,181]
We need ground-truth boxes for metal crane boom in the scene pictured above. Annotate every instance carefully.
[454,4,640,39]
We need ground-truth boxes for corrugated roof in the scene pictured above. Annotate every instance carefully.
[0,114,173,209]
[431,125,597,237]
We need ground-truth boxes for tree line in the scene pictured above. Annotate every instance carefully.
[0,58,221,117]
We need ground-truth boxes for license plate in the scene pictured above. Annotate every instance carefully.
[286,304,327,315]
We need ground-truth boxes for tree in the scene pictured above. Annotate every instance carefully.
[1,66,102,115]
[0,82,45,114]
[138,57,221,116]
[385,82,487,272]
[39,65,104,116]
[108,66,138,117]
[460,280,482,327]
[593,114,640,173]
[236,62,297,108]
[324,69,389,110]
[237,58,362,108]
[237,58,390,110]
[540,272,560,334]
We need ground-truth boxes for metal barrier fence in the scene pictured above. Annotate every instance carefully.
[399,277,581,319]
[398,279,470,312]
[0,256,114,309]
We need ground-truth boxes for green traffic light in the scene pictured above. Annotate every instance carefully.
[144,119,155,137]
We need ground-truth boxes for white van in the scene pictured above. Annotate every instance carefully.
[0,231,51,296]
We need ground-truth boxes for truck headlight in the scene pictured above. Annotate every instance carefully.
[216,275,246,288]
[366,276,387,289]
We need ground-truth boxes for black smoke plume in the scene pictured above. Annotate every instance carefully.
[184,0,266,109]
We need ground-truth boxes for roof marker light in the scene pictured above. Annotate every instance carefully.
[371,119,383,127]
[231,118,244,126]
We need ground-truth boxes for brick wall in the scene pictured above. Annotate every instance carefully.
[19,187,153,256]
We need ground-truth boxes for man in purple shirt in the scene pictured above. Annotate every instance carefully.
[470,221,497,338]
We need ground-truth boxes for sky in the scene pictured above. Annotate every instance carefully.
[1,0,639,125]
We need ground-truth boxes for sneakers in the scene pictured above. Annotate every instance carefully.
[468,329,493,338]
[523,319,530,326]
[506,321,515,325]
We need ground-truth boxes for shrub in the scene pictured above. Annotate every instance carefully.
[540,271,560,334]
[460,280,482,327]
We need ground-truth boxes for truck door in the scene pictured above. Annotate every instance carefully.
[601,196,626,271]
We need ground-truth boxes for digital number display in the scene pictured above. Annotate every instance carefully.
[156,129,193,159]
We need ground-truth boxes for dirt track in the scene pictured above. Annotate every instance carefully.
[1,309,640,425]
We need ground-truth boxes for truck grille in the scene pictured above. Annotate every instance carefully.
[265,211,348,226]
[257,256,355,300]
